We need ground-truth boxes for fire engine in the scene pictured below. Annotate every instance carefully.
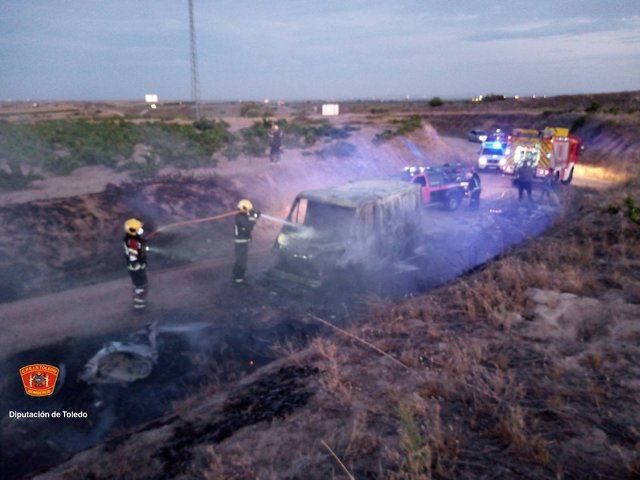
[502,127,582,184]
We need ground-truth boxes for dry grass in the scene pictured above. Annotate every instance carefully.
[38,108,640,480]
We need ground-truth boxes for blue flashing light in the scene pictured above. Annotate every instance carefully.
[492,141,502,149]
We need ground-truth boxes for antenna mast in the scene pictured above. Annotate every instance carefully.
[188,0,201,121]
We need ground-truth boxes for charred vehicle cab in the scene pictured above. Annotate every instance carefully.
[271,180,422,287]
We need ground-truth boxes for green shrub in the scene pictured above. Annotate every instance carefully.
[0,161,41,190]
[625,197,640,225]
[429,96,444,107]
[128,153,160,179]
[570,115,587,133]
[585,101,600,113]
[0,119,234,177]
[222,143,242,160]
[241,119,271,156]
[240,102,276,118]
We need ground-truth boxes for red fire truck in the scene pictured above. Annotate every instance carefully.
[502,127,582,184]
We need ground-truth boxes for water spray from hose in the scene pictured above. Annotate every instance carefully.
[260,213,316,239]
[259,213,298,228]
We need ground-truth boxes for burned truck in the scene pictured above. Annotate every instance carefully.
[271,180,422,287]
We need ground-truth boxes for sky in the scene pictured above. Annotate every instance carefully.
[1,0,639,101]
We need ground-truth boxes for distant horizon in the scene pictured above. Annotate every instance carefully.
[4,88,639,104]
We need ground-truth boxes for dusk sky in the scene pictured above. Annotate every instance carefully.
[1,0,639,101]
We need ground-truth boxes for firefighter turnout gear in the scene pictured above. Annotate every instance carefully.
[516,162,534,202]
[270,124,282,163]
[467,172,481,210]
[123,219,149,309]
[232,206,260,283]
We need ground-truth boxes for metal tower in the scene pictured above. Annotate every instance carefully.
[188,0,201,121]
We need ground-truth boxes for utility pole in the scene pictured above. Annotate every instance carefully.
[188,0,201,121]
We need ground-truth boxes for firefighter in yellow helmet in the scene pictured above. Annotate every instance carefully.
[232,199,260,284]
[123,218,149,309]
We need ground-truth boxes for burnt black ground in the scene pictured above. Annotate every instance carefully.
[1,192,559,479]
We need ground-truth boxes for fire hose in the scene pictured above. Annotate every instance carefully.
[147,211,237,239]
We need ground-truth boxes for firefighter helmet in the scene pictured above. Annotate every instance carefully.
[237,199,253,212]
[124,218,144,235]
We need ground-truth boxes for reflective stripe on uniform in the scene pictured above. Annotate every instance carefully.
[128,264,146,271]
[234,238,250,243]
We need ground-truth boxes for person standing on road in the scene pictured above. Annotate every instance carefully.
[269,124,282,163]
[123,218,149,310]
[516,159,535,202]
[467,170,482,210]
[232,199,260,284]
[540,168,557,204]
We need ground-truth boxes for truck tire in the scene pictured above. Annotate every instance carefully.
[560,166,574,185]
[445,193,461,211]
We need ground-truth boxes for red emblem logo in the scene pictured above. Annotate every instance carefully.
[19,364,59,397]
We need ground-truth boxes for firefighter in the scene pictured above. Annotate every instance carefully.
[516,158,535,202]
[540,168,557,204]
[232,199,260,284]
[123,218,149,310]
[467,170,482,210]
[269,124,282,163]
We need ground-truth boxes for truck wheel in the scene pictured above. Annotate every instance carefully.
[560,166,574,185]
[445,194,461,211]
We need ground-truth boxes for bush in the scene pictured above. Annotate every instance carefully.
[282,118,332,148]
[222,144,242,161]
[585,101,600,113]
[0,119,234,177]
[240,102,276,118]
[624,197,640,225]
[570,115,587,133]
[128,153,160,179]
[429,96,444,107]
[375,115,423,143]
[0,161,41,190]
[240,119,271,156]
